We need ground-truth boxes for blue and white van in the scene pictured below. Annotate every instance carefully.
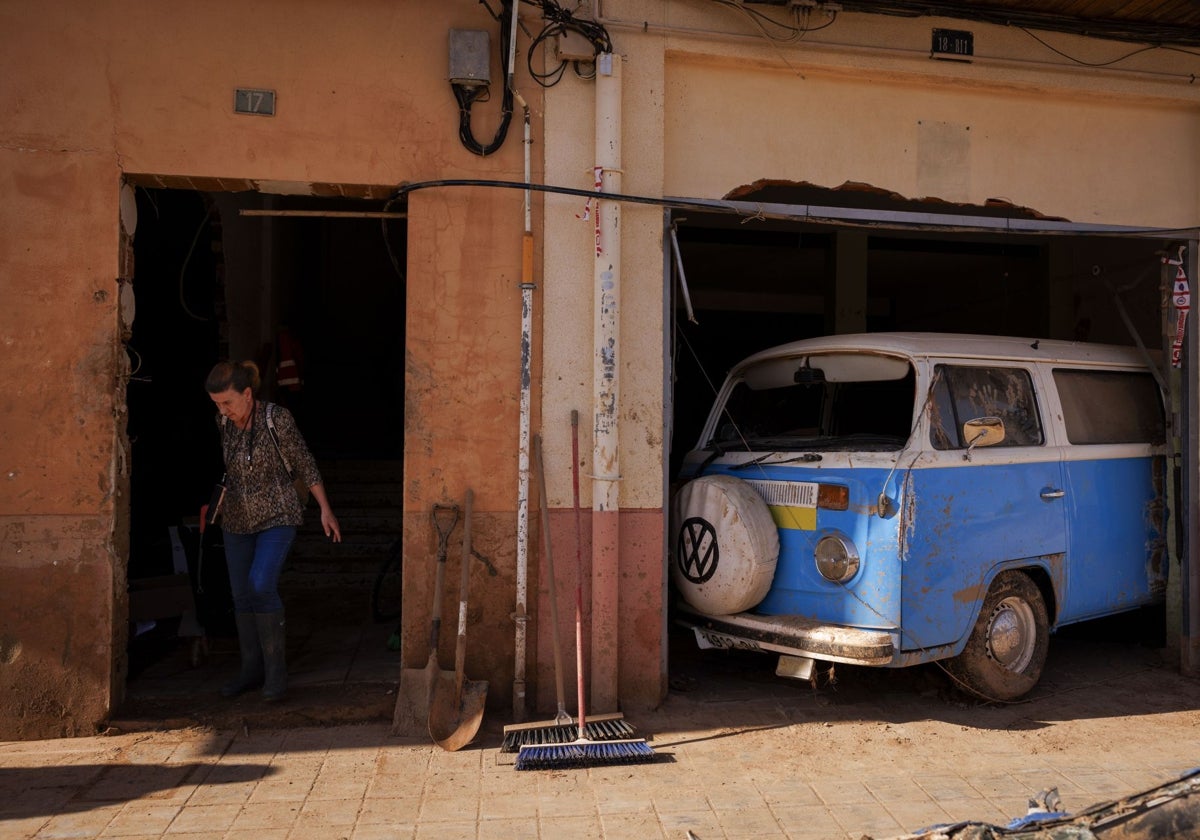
[672,333,1168,701]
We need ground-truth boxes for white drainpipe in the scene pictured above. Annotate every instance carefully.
[591,52,622,712]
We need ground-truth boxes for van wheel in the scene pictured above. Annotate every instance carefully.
[945,571,1049,702]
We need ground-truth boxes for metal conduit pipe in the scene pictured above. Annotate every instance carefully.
[513,99,533,722]
[591,52,622,713]
[510,5,532,723]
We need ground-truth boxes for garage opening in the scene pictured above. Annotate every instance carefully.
[120,182,407,724]
[665,183,1191,697]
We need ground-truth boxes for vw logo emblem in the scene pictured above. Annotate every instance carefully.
[677,517,718,584]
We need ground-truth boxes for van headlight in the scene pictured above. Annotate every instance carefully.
[814,533,860,583]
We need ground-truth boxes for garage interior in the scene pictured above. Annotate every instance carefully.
[116,176,1190,725]
[665,182,1188,692]
[668,184,1178,471]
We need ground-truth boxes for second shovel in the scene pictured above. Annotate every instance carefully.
[429,488,489,751]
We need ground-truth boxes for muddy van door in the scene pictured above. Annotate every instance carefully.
[899,362,1068,651]
[1047,367,1167,623]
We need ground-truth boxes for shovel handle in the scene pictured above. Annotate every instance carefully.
[428,505,457,655]
[428,548,447,654]
[534,434,567,712]
[453,489,474,702]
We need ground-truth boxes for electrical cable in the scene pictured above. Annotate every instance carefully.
[711,0,838,42]
[777,0,1200,49]
[519,0,613,87]
[386,177,1200,238]
[178,205,213,322]
[454,0,516,155]
[1016,26,1166,68]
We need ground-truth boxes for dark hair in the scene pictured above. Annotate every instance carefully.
[205,360,261,395]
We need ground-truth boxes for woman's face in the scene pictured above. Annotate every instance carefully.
[210,386,254,428]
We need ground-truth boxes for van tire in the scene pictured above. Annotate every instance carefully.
[671,475,779,616]
[945,571,1049,702]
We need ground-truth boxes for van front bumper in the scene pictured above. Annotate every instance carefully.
[676,602,896,666]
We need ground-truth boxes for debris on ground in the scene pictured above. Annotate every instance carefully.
[879,767,1200,839]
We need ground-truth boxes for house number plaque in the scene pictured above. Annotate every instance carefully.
[234,88,276,116]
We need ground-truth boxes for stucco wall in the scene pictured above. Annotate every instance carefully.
[589,0,1200,225]
[0,0,607,737]
[4,0,1200,738]
[536,0,1200,709]
[0,145,125,738]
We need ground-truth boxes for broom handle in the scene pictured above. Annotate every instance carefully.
[534,434,567,712]
[571,410,587,738]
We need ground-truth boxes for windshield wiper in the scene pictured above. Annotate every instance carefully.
[731,452,823,470]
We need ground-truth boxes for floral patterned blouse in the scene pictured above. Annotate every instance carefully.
[216,400,321,535]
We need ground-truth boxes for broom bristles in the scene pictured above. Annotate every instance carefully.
[514,737,655,770]
[501,716,636,751]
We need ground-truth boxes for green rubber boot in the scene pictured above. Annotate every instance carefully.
[220,612,264,697]
[255,611,288,702]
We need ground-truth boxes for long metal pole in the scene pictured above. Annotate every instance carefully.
[511,0,532,720]
[513,96,533,721]
[591,52,622,712]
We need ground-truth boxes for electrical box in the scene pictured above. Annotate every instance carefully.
[555,29,595,62]
[449,29,490,86]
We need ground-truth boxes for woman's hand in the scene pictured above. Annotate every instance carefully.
[309,484,342,542]
[321,508,342,542]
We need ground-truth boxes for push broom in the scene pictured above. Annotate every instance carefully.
[500,433,635,755]
[515,412,654,770]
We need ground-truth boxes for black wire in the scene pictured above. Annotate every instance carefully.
[519,0,613,88]
[1018,26,1162,68]
[817,0,1200,49]
[712,0,838,38]
[455,0,515,156]
[386,177,1200,237]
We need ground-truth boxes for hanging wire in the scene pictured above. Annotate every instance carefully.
[178,205,213,322]
[519,0,613,87]
[453,0,516,155]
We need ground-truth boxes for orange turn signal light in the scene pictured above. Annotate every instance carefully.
[817,483,849,511]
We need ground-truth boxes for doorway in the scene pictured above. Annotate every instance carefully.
[120,184,408,725]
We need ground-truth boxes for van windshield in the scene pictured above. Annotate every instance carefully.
[708,354,916,452]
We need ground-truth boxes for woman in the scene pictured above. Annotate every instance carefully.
[205,360,341,701]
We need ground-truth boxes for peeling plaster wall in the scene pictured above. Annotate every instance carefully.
[592,0,1200,225]
[536,0,1200,712]
[663,57,1200,226]
[541,31,670,713]
[0,146,123,739]
[5,0,1200,738]
[0,0,558,738]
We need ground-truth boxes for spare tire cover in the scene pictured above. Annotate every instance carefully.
[671,475,779,616]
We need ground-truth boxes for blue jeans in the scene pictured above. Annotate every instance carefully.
[222,526,297,613]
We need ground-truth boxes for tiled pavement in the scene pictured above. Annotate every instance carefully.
[3,624,1199,839]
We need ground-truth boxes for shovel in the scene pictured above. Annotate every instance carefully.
[429,488,489,750]
[390,503,458,737]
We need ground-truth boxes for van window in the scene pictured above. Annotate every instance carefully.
[711,358,915,451]
[929,365,1043,450]
[1053,369,1165,445]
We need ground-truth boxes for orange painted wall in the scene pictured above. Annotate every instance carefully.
[0,0,671,738]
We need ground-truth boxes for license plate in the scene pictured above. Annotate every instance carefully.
[693,627,762,652]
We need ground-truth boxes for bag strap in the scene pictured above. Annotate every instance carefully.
[265,402,296,479]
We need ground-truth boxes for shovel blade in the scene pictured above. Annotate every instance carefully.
[391,656,440,737]
[428,675,489,751]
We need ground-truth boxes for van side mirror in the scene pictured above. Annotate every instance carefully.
[963,417,1005,460]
